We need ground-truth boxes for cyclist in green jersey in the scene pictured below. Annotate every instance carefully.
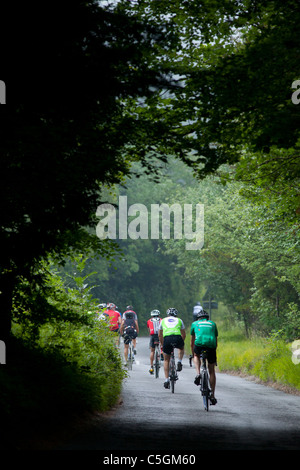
[158,307,186,389]
[190,309,218,405]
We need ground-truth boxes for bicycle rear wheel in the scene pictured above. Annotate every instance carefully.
[169,357,176,393]
[127,343,133,370]
[171,374,175,393]
[201,370,210,411]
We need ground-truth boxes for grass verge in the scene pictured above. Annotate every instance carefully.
[217,328,300,392]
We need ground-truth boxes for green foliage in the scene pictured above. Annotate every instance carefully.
[163,161,300,339]
[5,256,125,446]
[218,327,300,391]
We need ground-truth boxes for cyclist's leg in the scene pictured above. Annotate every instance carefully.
[178,347,184,361]
[176,335,184,371]
[150,347,154,365]
[163,353,170,379]
[176,347,184,371]
[206,347,217,401]
[132,336,137,353]
[193,345,203,385]
[149,346,155,374]
[208,363,216,397]
[193,353,201,375]
[149,336,154,365]
[124,343,129,362]
[162,336,173,386]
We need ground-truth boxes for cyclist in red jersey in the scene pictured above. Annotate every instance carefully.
[104,303,121,333]
[147,309,162,375]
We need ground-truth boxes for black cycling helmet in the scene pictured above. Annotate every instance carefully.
[197,309,209,319]
[166,307,178,317]
[126,305,134,310]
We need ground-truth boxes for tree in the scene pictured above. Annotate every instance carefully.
[2,0,300,342]
[163,171,300,337]
[120,0,300,171]
[0,1,181,342]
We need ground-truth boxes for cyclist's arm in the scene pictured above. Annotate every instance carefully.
[135,320,139,334]
[120,320,124,335]
[180,319,186,340]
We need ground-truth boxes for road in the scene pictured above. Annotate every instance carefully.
[60,336,300,451]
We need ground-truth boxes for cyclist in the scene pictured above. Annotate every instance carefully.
[122,305,138,353]
[190,309,218,405]
[120,310,139,365]
[95,303,107,321]
[147,309,162,375]
[192,302,203,322]
[104,303,122,334]
[158,307,186,389]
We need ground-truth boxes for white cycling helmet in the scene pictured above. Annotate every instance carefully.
[151,309,160,317]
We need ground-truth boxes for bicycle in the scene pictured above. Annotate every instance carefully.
[199,350,211,411]
[153,338,161,378]
[169,343,178,393]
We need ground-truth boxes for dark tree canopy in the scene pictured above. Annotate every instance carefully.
[1,0,300,340]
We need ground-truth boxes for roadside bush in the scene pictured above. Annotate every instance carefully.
[1,256,125,449]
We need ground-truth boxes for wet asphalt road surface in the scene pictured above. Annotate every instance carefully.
[60,337,300,452]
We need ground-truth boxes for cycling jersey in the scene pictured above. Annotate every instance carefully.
[190,319,218,349]
[159,317,185,337]
[147,317,162,335]
[122,310,138,321]
[104,309,121,331]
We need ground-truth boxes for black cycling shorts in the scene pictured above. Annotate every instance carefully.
[149,334,160,349]
[193,345,217,365]
[163,334,184,355]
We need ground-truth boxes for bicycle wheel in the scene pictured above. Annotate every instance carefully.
[201,370,210,411]
[169,357,176,393]
[154,347,160,378]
